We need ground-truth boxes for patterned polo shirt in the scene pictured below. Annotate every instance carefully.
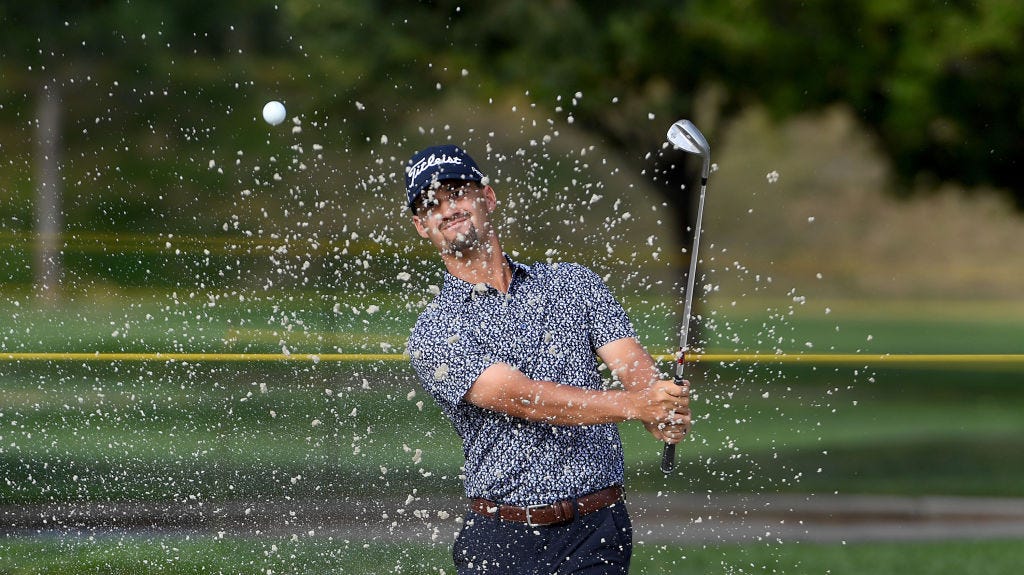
[407,256,637,506]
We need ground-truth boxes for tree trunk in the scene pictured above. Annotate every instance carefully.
[34,81,63,301]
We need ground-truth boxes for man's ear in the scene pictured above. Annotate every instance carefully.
[412,214,430,239]
[482,185,497,213]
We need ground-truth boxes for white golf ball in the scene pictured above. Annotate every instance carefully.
[262,101,286,126]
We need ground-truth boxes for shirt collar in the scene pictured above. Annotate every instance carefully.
[440,255,532,302]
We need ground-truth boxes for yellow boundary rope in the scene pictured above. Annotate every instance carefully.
[657,353,1024,365]
[1,352,1022,365]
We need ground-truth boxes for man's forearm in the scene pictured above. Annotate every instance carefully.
[465,363,639,425]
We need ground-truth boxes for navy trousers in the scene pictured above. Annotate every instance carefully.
[453,500,632,574]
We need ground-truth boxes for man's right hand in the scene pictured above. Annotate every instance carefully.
[635,380,691,444]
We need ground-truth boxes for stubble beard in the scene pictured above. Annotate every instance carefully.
[444,224,481,257]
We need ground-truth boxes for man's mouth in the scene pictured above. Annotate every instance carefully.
[441,213,471,231]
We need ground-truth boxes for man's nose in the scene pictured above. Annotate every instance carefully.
[437,192,464,215]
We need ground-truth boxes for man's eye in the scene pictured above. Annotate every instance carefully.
[453,185,478,200]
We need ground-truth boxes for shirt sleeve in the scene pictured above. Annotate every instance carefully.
[577,266,637,350]
[408,311,493,408]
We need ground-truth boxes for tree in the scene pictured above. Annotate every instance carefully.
[678,0,1024,206]
[286,1,1024,205]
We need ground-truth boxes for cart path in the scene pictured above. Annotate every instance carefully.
[5,493,1024,544]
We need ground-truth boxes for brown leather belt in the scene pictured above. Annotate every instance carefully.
[470,485,624,527]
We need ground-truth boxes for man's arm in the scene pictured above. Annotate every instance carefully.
[598,337,664,392]
[463,343,689,442]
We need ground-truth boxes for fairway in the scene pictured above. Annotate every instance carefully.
[3,293,1022,504]
[2,537,1023,575]
[2,292,1022,573]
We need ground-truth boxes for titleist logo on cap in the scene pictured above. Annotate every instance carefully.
[408,153,464,182]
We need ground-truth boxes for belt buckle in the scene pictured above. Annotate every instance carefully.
[524,503,548,527]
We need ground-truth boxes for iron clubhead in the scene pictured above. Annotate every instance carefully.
[667,120,710,179]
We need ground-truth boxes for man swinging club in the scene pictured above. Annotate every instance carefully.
[404,144,691,574]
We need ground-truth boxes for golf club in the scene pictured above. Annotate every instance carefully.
[661,119,710,474]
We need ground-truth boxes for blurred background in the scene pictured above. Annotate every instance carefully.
[2,2,1022,574]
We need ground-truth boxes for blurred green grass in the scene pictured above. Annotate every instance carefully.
[1,536,1022,575]
[2,292,1022,505]
[3,292,1022,574]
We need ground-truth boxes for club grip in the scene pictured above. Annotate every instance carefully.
[661,364,688,474]
[660,443,676,474]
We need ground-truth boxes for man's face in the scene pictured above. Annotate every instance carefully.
[412,181,496,255]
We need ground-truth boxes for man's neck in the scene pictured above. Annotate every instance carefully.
[441,236,512,293]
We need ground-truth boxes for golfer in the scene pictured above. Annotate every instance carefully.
[404,144,691,574]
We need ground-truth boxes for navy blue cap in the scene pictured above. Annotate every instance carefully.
[404,145,486,212]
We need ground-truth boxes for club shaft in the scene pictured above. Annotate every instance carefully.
[678,176,707,369]
[661,176,707,474]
